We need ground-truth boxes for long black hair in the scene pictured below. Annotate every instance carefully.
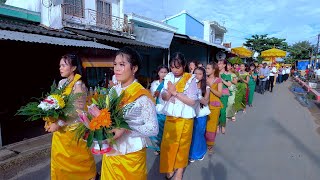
[194,67,207,108]
[115,46,142,78]
[169,52,186,69]
[155,64,169,80]
[61,53,87,86]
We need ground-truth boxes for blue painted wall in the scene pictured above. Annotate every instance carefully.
[164,13,204,39]
[164,14,186,34]
[185,14,203,39]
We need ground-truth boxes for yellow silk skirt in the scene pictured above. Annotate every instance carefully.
[160,116,193,173]
[51,129,96,180]
[206,108,221,146]
[100,148,147,180]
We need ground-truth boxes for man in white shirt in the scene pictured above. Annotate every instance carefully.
[316,67,320,81]
[268,63,277,92]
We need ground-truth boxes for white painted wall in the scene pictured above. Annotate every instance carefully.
[203,20,226,45]
[41,4,63,29]
[6,0,123,31]
[6,0,63,29]
[6,0,41,12]
[203,21,212,43]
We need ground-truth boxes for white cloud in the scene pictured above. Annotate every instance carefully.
[124,0,320,47]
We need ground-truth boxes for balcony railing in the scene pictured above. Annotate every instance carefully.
[61,4,132,35]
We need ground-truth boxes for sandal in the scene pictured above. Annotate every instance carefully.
[165,170,176,180]
[154,151,160,156]
[221,127,226,134]
[207,146,214,154]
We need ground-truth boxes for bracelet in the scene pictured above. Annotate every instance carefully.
[57,120,66,127]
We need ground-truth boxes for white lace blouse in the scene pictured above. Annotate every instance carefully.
[161,72,199,118]
[106,82,158,156]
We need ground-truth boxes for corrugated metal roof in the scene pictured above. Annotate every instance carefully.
[0,29,118,50]
[66,28,163,49]
[174,33,229,51]
[0,20,90,40]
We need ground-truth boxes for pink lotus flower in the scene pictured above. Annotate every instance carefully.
[87,104,101,118]
[77,110,90,128]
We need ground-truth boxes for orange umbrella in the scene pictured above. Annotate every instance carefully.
[261,48,286,63]
[231,46,253,58]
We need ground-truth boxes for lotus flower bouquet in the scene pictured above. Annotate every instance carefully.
[16,80,81,129]
[74,88,134,155]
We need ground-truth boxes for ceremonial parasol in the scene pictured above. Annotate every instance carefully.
[261,47,286,63]
[231,46,253,58]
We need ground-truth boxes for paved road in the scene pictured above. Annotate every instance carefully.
[15,80,320,180]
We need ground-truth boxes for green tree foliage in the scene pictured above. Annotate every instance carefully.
[243,34,288,53]
[287,41,313,60]
[228,56,243,65]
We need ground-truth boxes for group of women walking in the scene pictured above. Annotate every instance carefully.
[45,47,259,180]
[147,54,259,179]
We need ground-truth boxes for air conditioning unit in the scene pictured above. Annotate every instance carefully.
[53,0,63,6]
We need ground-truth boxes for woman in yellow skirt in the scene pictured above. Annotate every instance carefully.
[46,54,96,180]
[160,52,198,179]
[205,62,222,154]
[100,47,158,180]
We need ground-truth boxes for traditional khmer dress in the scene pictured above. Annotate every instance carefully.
[51,74,96,180]
[248,72,258,106]
[159,72,198,173]
[205,77,222,146]
[226,73,237,118]
[219,73,232,127]
[234,72,249,112]
[100,81,158,180]
[189,86,210,160]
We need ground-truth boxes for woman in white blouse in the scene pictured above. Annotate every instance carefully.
[149,65,169,155]
[160,52,198,180]
[189,67,210,162]
[100,47,158,180]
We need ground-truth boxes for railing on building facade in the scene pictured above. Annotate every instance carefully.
[61,4,132,35]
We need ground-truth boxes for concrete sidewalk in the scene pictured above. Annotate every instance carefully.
[0,133,52,180]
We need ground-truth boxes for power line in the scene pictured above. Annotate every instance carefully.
[225,27,252,36]
[224,34,247,39]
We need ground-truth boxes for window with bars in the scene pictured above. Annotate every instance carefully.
[64,0,84,17]
[96,0,112,27]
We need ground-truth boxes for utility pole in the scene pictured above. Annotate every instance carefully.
[315,33,320,69]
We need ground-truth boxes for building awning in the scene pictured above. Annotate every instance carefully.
[0,29,118,50]
[66,28,163,49]
[174,33,230,52]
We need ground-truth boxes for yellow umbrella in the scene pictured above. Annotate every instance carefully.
[231,46,253,58]
[261,47,286,63]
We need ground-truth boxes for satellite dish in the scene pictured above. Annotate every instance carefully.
[42,0,53,8]
[216,51,226,60]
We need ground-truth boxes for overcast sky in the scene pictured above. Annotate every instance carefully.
[124,0,320,47]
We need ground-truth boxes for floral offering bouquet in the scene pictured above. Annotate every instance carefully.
[75,88,134,155]
[16,80,81,129]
